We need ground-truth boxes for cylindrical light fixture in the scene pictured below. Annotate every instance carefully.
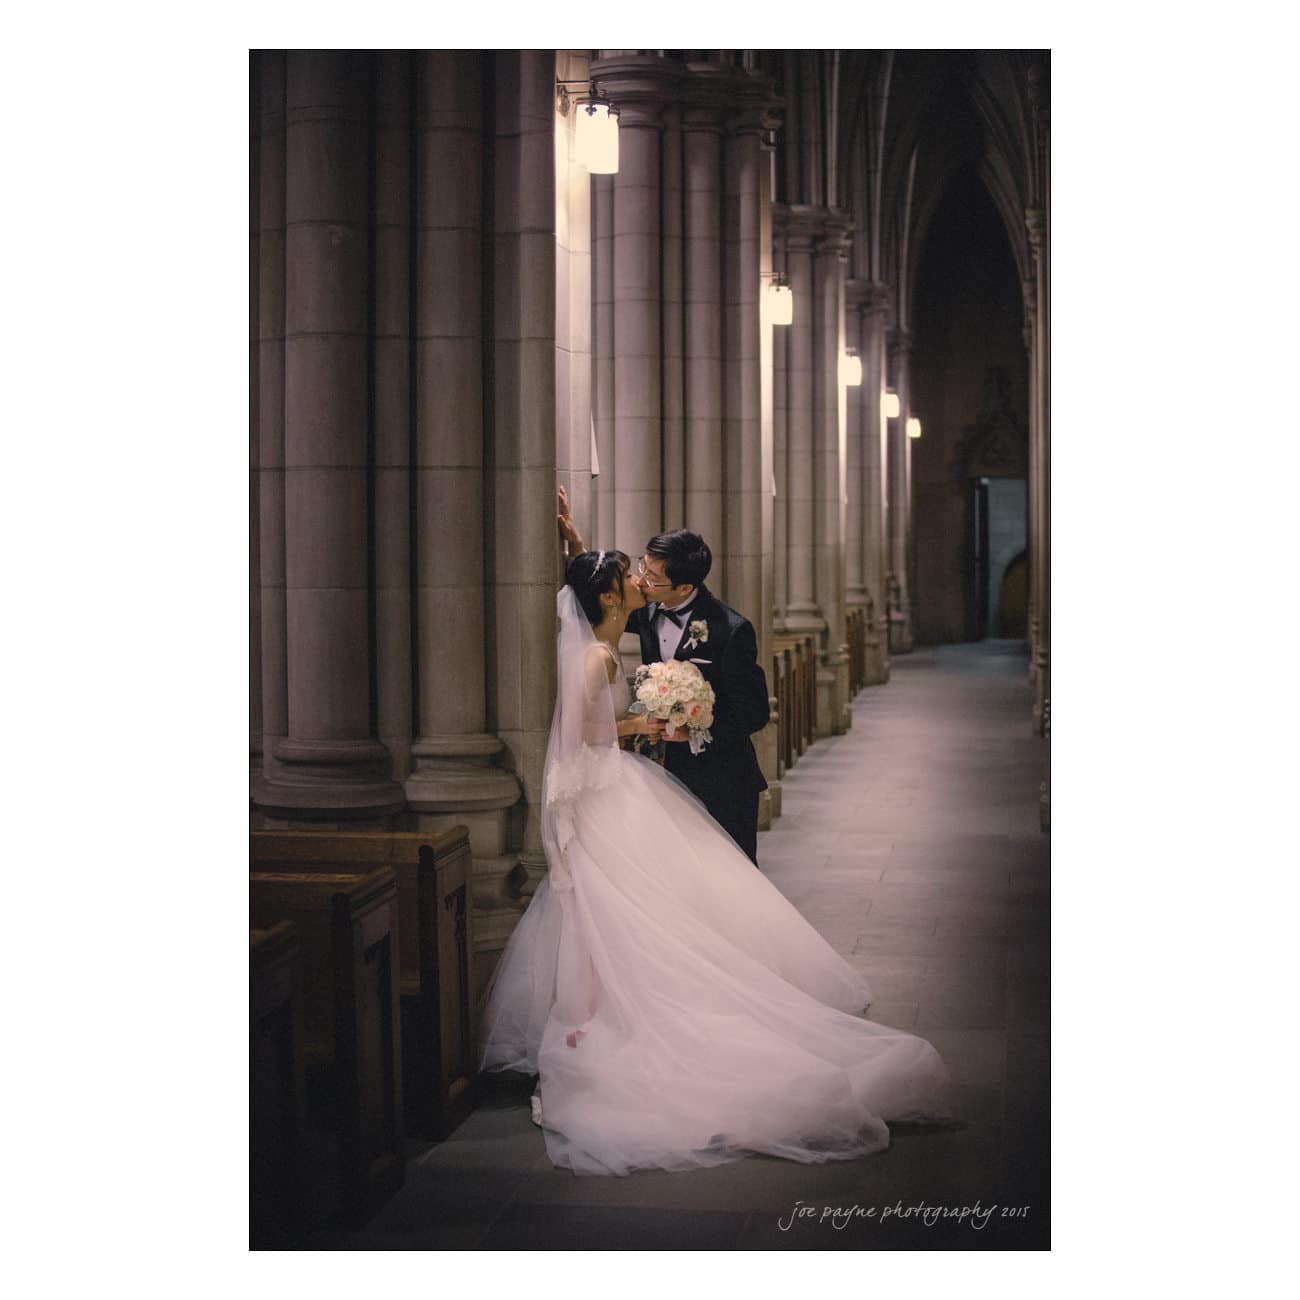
[575,100,619,174]
[881,391,901,420]
[906,416,922,439]
[765,274,793,326]
[840,351,863,387]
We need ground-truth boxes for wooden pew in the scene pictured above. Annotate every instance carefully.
[251,922,308,1247]
[771,647,788,780]
[250,828,477,1141]
[774,632,816,757]
[250,868,404,1223]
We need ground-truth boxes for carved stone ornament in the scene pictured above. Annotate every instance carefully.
[949,366,1029,493]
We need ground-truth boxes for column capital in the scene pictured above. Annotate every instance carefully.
[589,52,684,129]
[814,208,854,259]
[888,327,913,360]
[1025,207,1046,255]
[780,202,821,252]
[845,277,892,316]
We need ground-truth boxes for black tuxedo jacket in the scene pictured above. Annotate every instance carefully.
[627,585,769,809]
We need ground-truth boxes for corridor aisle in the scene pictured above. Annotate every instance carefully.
[311,641,1050,1250]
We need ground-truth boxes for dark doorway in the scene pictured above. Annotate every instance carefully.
[999,549,1028,638]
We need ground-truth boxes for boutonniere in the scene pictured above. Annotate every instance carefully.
[684,619,709,651]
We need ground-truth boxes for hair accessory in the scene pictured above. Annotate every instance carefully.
[596,550,605,566]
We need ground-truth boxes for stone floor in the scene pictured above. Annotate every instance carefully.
[311,640,1050,1250]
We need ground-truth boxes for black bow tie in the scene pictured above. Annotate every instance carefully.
[656,604,688,626]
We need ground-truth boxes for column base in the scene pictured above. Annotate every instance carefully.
[253,737,406,820]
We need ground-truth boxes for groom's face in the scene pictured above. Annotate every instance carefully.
[639,554,694,609]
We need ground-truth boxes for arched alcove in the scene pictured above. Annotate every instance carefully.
[910,163,1028,645]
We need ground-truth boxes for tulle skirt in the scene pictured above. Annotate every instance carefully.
[479,747,953,1175]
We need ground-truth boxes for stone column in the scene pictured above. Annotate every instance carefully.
[781,206,821,637]
[757,124,780,820]
[1022,279,1038,681]
[682,78,725,577]
[1027,205,1049,734]
[372,53,414,785]
[661,104,686,528]
[555,49,595,560]
[481,51,559,970]
[405,52,519,850]
[860,281,891,684]
[723,75,777,813]
[591,170,615,547]
[813,215,853,735]
[887,327,915,654]
[772,207,789,626]
[265,51,403,819]
[843,287,868,616]
[592,55,681,560]
[252,53,289,815]
[250,58,264,785]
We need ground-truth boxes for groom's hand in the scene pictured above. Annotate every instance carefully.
[557,486,586,553]
[648,718,689,743]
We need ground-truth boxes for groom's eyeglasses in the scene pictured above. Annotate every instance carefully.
[636,559,674,592]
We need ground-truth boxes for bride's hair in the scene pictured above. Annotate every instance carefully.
[566,549,631,627]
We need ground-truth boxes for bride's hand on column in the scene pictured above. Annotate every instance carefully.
[557,486,586,553]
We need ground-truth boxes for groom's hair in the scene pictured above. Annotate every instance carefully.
[645,530,712,590]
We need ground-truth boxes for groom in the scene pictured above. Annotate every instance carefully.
[558,490,770,864]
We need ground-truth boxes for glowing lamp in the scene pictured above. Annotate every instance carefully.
[841,352,863,386]
[575,101,619,174]
[767,283,793,326]
[882,391,901,420]
[907,417,922,439]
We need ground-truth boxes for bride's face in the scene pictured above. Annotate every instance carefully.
[621,567,648,614]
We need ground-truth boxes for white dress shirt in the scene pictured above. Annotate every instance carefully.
[654,590,700,662]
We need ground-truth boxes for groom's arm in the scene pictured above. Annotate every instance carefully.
[703,619,770,756]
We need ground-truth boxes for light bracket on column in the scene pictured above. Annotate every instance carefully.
[557,79,619,174]
[761,271,793,326]
[881,390,901,420]
[841,348,863,387]
[907,417,922,439]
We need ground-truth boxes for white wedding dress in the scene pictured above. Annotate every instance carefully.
[478,588,952,1176]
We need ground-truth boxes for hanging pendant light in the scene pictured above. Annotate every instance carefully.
[841,350,863,387]
[882,391,901,420]
[907,417,922,439]
[575,99,619,174]
[767,278,793,326]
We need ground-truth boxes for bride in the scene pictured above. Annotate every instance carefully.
[478,549,953,1176]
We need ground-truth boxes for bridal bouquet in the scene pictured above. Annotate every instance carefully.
[633,660,715,756]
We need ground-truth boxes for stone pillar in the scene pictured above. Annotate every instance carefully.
[757,124,781,820]
[591,170,615,547]
[555,50,594,562]
[813,215,853,735]
[1022,280,1038,680]
[860,281,891,684]
[682,80,725,578]
[723,76,777,816]
[887,327,915,654]
[772,212,790,626]
[592,55,680,560]
[263,51,403,819]
[1027,205,1049,734]
[480,51,559,970]
[781,207,821,638]
[661,103,686,529]
[844,293,867,618]
[252,53,289,815]
[405,52,519,852]
[372,53,414,786]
